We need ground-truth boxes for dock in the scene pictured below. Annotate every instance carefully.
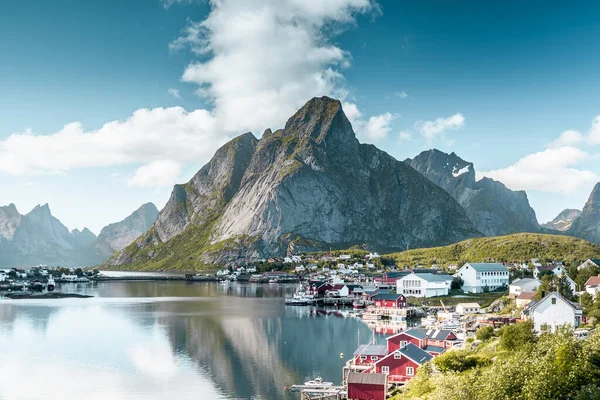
[287,384,346,399]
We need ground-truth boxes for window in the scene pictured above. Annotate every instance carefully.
[382,366,389,375]
[371,356,378,361]
[394,352,401,359]
[552,298,557,305]
[360,356,367,361]
[401,341,408,348]
[406,367,414,376]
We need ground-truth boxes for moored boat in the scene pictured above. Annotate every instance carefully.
[47,277,55,291]
[304,377,333,386]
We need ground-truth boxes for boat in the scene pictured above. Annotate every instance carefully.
[28,280,45,291]
[9,282,25,291]
[285,297,308,306]
[220,279,230,285]
[268,279,277,284]
[285,291,314,306]
[352,299,366,309]
[304,377,333,386]
[421,314,437,325]
[47,277,55,291]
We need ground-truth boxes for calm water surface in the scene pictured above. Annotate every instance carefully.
[0,276,374,400]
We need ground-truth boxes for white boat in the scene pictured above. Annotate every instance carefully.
[304,377,333,386]
[421,314,437,325]
[47,277,55,291]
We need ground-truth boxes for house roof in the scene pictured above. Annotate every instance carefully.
[398,343,434,364]
[527,291,582,314]
[427,329,454,341]
[347,372,387,385]
[456,303,480,308]
[372,293,404,301]
[423,345,446,353]
[536,265,557,272]
[588,259,600,266]
[353,344,388,357]
[401,273,450,283]
[401,328,429,339]
[463,263,507,272]
[385,271,410,278]
[585,275,600,287]
[509,278,540,288]
[517,292,536,300]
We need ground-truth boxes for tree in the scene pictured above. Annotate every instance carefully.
[451,277,464,291]
[74,268,83,277]
[476,326,495,341]
[499,320,536,351]
[8,270,17,279]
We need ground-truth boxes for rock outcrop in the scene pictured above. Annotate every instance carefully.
[105,96,482,270]
[542,209,581,231]
[407,149,540,236]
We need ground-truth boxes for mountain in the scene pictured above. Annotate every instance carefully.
[407,149,540,236]
[542,209,581,231]
[568,183,600,243]
[0,202,158,267]
[105,96,481,270]
[386,232,600,268]
[96,203,159,252]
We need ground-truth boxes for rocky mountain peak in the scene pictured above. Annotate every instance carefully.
[283,96,355,149]
[586,182,600,208]
[541,208,581,231]
[568,183,600,244]
[97,202,159,252]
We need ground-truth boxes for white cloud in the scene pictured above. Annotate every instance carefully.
[364,113,396,141]
[479,146,597,193]
[178,0,375,134]
[0,107,221,179]
[127,160,182,190]
[394,91,408,99]
[161,0,199,10]
[415,113,465,143]
[587,116,600,144]
[168,88,181,99]
[399,130,412,141]
[0,0,382,190]
[547,129,583,148]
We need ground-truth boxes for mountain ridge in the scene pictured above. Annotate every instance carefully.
[104,96,482,270]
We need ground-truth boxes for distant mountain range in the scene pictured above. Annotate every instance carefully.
[541,209,581,231]
[7,96,600,270]
[0,202,157,267]
[406,149,540,236]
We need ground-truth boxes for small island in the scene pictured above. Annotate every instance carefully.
[4,292,93,300]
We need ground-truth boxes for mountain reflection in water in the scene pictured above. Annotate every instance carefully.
[0,281,373,400]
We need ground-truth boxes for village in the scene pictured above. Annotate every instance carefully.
[271,253,600,400]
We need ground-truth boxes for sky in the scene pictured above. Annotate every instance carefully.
[1,0,600,234]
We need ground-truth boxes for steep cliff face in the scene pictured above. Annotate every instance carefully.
[407,149,540,236]
[568,183,600,243]
[97,203,158,251]
[106,97,481,270]
[542,209,581,231]
[0,204,21,240]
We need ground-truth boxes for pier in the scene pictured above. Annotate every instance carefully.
[287,384,346,399]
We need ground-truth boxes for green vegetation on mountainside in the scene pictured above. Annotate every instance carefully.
[386,233,600,268]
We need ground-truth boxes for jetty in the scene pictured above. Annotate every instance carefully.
[4,292,93,299]
[287,384,346,399]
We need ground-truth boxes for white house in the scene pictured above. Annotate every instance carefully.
[585,275,600,298]
[396,273,452,298]
[524,292,582,333]
[531,258,542,268]
[0,272,6,282]
[509,278,540,297]
[578,258,600,271]
[456,263,509,294]
[533,264,566,279]
[455,303,481,315]
[366,252,380,260]
[338,254,351,260]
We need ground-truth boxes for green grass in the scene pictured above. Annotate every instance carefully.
[406,291,505,308]
[386,233,600,268]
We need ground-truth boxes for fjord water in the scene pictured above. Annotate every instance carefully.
[0,279,372,400]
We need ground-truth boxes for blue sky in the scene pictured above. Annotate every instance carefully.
[1,0,599,233]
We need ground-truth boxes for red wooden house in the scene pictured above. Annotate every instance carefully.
[372,293,407,309]
[347,372,387,400]
[373,271,409,287]
[352,344,389,366]
[305,281,333,296]
[387,328,461,355]
[373,343,433,383]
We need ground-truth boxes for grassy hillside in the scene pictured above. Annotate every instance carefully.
[386,233,600,268]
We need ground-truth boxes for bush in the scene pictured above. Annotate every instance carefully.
[451,277,464,290]
[476,326,495,341]
[498,320,536,351]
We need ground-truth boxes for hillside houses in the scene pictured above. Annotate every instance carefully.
[456,263,509,293]
[523,292,583,333]
[509,278,540,297]
[396,273,452,298]
[578,258,600,271]
[346,328,462,386]
[585,275,600,298]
